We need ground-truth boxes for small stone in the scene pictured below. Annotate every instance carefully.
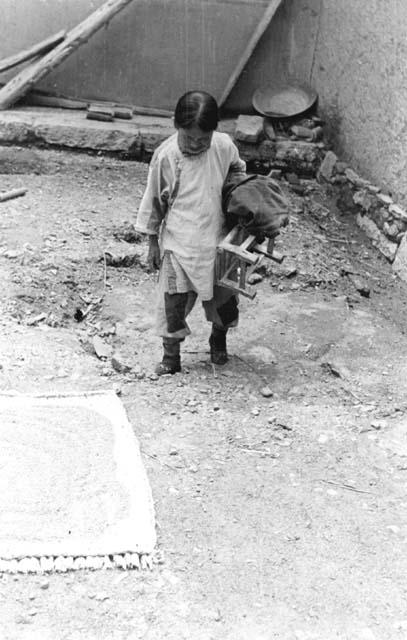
[40,580,50,590]
[213,609,222,622]
[92,335,111,359]
[377,193,393,206]
[335,161,348,174]
[353,189,375,211]
[251,408,260,416]
[344,167,363,185]
[235,115,264,144]
[149,373,159,381]
[213,403,220,411]
[247,273,263,285]
[95,592,110,602]
[169,448,179,456]
[356,214,398,261]
[370,419,387,430]
[389,203,407,221]
[386,525,400,534]
[111,354,132,374]
[260,386,273,398]
[393,233,407,282]
[383,221,399,239]
[348,274,370,297]
[280,260,297,278]
[263,119,276,141]
[291,125,315,140]
[317,150,337,181]
[4,250,20,259]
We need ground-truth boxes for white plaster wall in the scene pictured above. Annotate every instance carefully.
[312,0,407,204]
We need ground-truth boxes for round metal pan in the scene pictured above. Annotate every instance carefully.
[252,83,318,119]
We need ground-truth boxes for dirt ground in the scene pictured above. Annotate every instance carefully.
[1,146,407,640]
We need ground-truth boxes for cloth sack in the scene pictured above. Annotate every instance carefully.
[222,173,289,239]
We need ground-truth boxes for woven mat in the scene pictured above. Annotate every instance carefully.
[0,391,156,572]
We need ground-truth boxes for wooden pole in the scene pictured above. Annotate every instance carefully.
[0,188,27,203]
[219,0,284,107]
[0,0,136,110]
[0,31,66,74]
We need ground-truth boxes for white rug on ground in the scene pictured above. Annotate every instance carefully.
[0,391,156,567]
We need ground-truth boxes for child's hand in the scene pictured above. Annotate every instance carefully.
[147,235,161,271]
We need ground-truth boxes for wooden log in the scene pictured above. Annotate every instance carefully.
[219,0,283,107]
[114,106,133,120]
[0,31,66,74]
[24,92,87,110]
[132,105,173,118]
[0,0,136,110]
[0,188,27,203]
[88,103,115,117]
[87,103,115,121]
[86,111,114,122]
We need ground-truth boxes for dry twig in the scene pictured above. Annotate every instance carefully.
[317,479,373,495]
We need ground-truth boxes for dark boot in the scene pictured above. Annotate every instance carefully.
[209,326,228,365]
[155,339,181,375]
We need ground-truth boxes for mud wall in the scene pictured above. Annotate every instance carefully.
[0,0,293,111]
[310,0,407,205]
[0,0,406,202]
[0,0,321,111]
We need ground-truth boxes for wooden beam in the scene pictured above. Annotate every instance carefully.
[219,0,284,107]
[0,188,27,203]
[23,91,88,110]
[0,0,135,110]
[0,31,66,74]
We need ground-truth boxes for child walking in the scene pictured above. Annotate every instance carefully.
[135,91,246,375]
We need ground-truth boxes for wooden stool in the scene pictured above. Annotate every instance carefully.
[215,226,284,299]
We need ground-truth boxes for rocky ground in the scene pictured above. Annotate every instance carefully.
[0,146,407,640]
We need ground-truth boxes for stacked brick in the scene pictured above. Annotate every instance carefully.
[233,114,325,177]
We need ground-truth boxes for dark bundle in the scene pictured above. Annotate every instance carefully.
[222,174,289,238]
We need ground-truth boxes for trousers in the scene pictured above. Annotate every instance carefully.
[156,285,239,339]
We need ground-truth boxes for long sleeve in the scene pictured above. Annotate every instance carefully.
[135,153,171,235]
[228,141,246,177]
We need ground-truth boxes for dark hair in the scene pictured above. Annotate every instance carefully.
[174,91,219,132]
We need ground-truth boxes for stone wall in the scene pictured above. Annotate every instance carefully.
[318,150,407,282]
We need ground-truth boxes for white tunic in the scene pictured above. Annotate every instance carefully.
[136,131,245,300]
